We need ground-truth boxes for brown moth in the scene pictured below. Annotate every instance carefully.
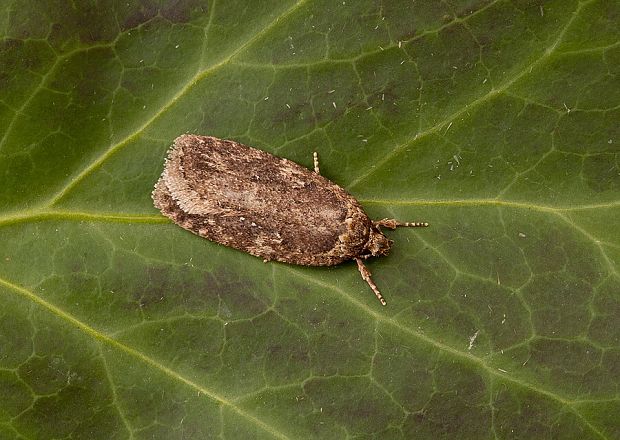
[152,135,428,305]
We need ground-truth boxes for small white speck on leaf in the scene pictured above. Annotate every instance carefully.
[332,102,337,109]
[286,103,291,109]
[328,89,335,94]
[264,96,269,100]
[175,44,179,49]
[468,330,480,350]
[498,368,507,373]
[518,232,526,238]
[398,41,402,48]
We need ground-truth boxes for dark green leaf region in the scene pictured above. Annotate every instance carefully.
[0,0,618,439]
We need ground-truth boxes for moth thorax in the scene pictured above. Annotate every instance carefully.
[365,227,393,257]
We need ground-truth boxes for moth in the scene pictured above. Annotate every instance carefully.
[152,135,428,305]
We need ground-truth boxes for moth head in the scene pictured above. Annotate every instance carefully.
[364,226,393,257]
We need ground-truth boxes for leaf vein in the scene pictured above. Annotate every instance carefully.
[0,277,292,440]
[46,0,311,208]
[346,0,592,190]
[281,265,607,439]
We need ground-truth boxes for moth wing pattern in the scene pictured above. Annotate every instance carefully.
[153,135,371,266]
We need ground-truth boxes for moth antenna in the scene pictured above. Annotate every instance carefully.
[313,152,320,174]
[355,258,386,306]
[374,218,429,230]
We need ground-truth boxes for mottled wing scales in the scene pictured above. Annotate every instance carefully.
[153,135,371,266]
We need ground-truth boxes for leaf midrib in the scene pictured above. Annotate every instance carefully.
[2,197,617,271]
[1,198,617,227]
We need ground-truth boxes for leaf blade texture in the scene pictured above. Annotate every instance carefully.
[0,0,618,439]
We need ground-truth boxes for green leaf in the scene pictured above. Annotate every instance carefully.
[1,0,618,438]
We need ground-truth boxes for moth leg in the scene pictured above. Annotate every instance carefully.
[313,152,320,174]
[355,258,387,306]
[374,218,429,230]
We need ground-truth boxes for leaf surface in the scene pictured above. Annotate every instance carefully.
[0,0,619,438]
